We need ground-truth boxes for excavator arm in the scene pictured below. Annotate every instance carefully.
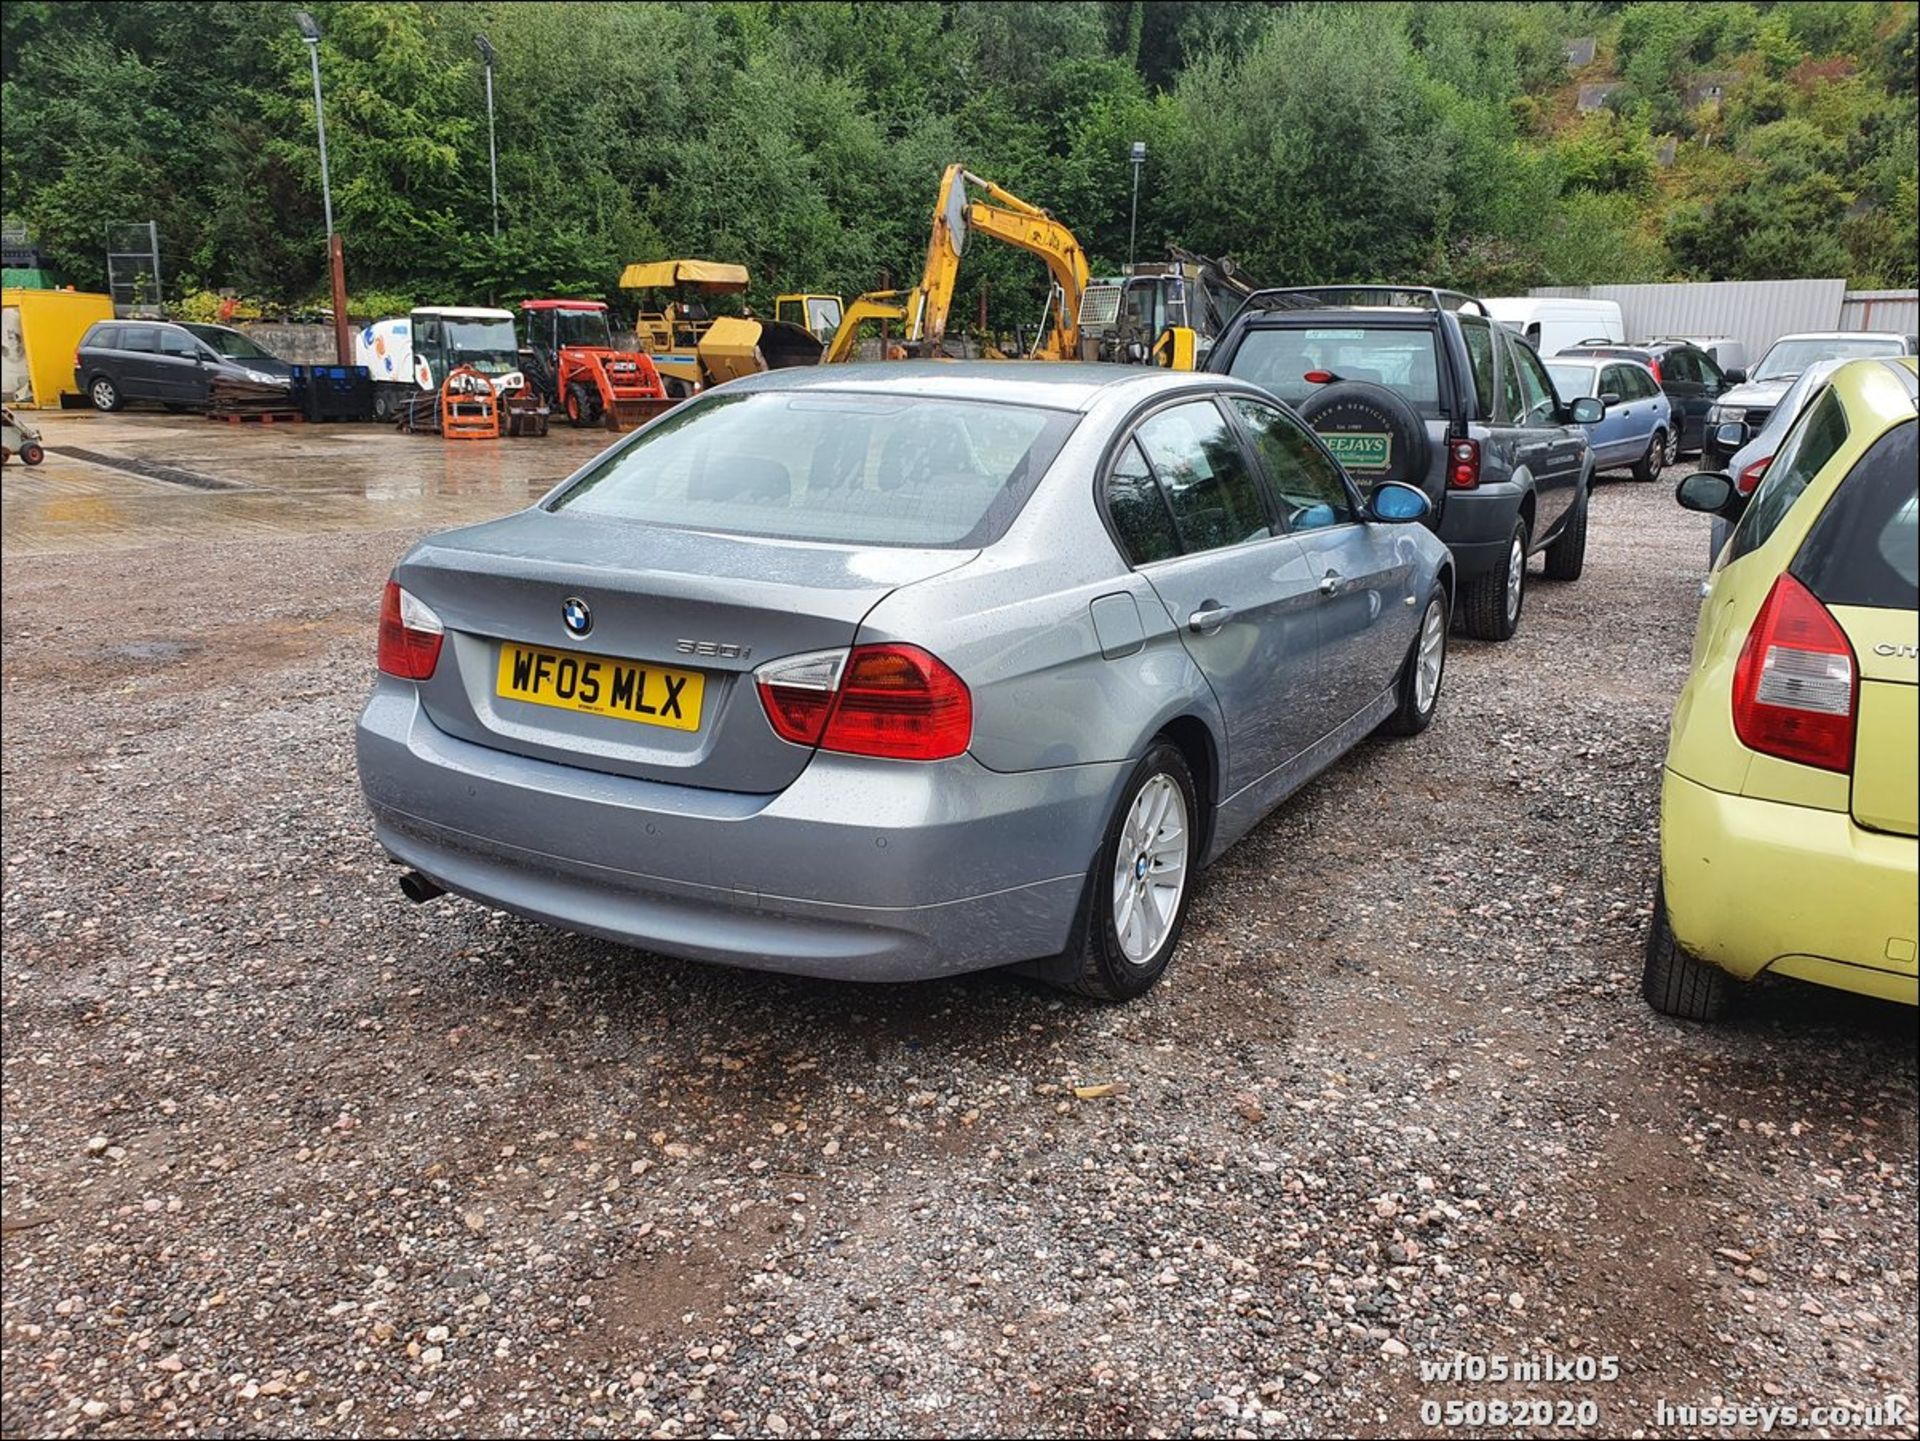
[826,164,1091,363]
[823,290,916,364]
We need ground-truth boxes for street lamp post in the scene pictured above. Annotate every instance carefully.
[475,34,499,239]
[1128,140,1147,267]
[294,11,333,239]
[294,11,351,363]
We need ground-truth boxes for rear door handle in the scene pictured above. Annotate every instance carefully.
[1188,603,1233,633]
[1319,571,1343,596]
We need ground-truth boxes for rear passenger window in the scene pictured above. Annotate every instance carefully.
[1630,366,1659,400]
[1790,420,1917,610]
[1229,397,1355,528]
[1460,318,1497,419]
[1498,333,1527,423]
[1105,439,1181,566]
[1511,342,1559,425]
[1134,401,1272,554]
[119,326,159,353]
[88,325,120,349]
[1727,388,1849,565]
[1664,350,1699,385]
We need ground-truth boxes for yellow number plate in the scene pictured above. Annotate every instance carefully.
[495,642,704,731]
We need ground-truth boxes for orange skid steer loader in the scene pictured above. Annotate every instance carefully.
[519,300,675,431]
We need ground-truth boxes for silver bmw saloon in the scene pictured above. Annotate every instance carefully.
[356,363,1453,999]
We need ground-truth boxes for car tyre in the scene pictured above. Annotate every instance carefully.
[1642,882,1729,1021]
[1381,586,1448,737]
[1631,429,1666,482]
[1542,483,1588,582]
[1458,519,1528,641]
[1043,741,1198,1002]
[88,375,123,412]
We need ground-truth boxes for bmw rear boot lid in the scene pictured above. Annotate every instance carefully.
[392,508,981,793]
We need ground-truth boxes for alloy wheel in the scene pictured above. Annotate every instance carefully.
[1111,774,1189,965]
[1505,534,1525,624]
[91,379,116,410]
[1414,597,1446,713]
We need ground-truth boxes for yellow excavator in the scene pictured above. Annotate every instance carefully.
[825,165,1096,364]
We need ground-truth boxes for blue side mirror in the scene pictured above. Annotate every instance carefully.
[1569,396,1605,425]
[1370,482,1431,523]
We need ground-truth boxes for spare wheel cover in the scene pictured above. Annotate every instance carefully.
[1295,380,1431,491]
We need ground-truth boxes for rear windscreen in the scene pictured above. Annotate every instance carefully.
[1545,362,1596,398]
[1226,327,1442,413]
[1790,418,1918,611]
[550,390,1077,548]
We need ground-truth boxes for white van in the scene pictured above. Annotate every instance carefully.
[1482,297,1625,355]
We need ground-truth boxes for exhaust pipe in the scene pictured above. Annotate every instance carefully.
[397,869,446,904]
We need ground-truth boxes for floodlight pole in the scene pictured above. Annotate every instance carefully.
[1128,141,1147,267]
[476,35,499,238]
[296,12,351,363]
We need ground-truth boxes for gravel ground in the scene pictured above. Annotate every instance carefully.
[2,463,1915,1440]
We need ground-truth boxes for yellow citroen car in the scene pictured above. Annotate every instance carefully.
[1649,356,1918,1019]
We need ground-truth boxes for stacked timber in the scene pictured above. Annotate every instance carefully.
[206,375,299,422]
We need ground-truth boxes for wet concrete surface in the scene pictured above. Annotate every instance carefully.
[1,411,620,556]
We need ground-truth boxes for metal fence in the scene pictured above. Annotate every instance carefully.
[1528,279,1918,357]
[1838,289,1920,338]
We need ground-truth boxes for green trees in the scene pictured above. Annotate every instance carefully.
[3,0,1915,317]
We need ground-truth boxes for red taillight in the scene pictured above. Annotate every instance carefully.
[756,644,971,761]
[1735,454,1772,496]
[377,580,444,680]
[1648,359,1662,383]
[1446,437,1481,489]
[1302,369,1334,384]
[1731,574,1855,773]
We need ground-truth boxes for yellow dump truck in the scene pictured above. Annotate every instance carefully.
[618,259,822,396]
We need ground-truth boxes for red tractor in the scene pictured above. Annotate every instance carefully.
[519,299,674,431]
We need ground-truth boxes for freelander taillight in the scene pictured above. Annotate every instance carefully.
[377,580,444,680]
[755,644,971,761]
[1447,437,1481,489]
[1731,573,1856,773]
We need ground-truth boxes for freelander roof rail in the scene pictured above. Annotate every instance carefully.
[1223,284,1492,333]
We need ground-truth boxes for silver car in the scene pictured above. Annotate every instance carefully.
[356,364,1453,999]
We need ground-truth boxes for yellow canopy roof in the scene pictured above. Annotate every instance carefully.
[618,259,750,291]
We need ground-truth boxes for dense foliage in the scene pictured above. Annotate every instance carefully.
[3,1,1914,327]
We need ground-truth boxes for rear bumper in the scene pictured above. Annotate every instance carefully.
[355,680,1122,981]
[1437,483,1525,579]
[1660,769,1919,1003]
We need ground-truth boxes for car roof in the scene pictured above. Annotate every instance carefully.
[1827,355,1918,423]
[720,361,1243,413]
[1771,330,1906,343]
[414,306,515,320]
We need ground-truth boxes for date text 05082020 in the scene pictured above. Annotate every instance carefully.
[1419,1399,1601,1429]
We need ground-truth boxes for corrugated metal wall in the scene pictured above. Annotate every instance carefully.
[1838,290,1920,338]
[1529,279,1847,357]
